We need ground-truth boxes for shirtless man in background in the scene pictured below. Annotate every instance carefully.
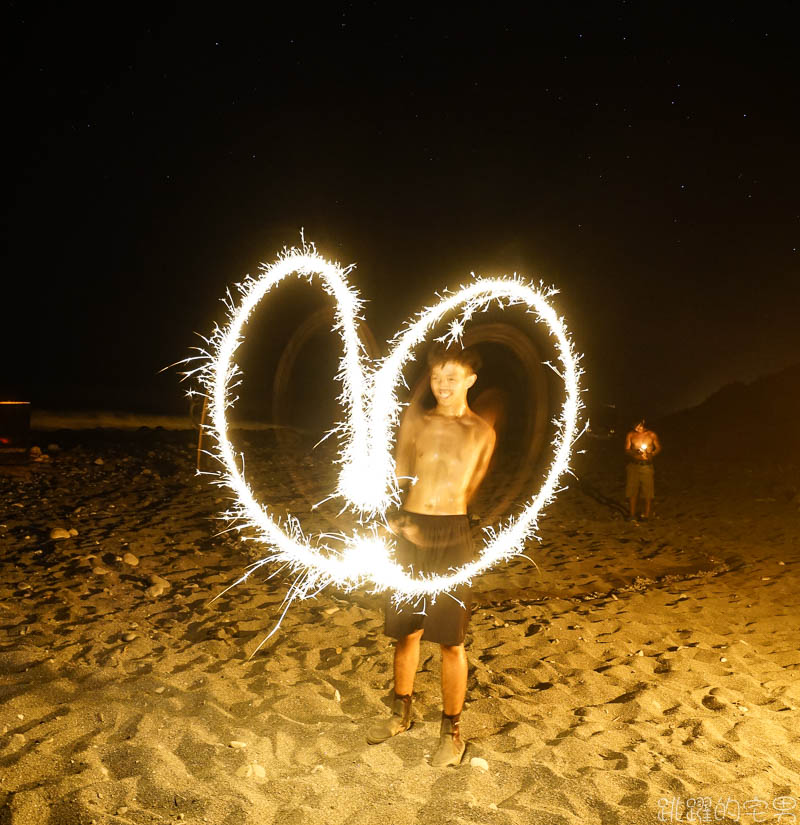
[624,418,662,521]
[366,343,496,767]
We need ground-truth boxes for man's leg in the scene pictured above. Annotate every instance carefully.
[628,495,638,518]
[366,629,422,744]
[440,643,467,716]
[641,468,654,519]
[431,643,468,767]
[394,628,424,696]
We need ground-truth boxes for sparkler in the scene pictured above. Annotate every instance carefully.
[183,241,583,605]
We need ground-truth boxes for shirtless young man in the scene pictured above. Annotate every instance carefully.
[366,344,496,767]
[624,419,662,521]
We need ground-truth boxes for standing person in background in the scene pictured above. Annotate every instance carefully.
[625,419,661,521]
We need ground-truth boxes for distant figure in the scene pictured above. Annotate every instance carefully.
[366,343,496,767]
[624,419,661,521]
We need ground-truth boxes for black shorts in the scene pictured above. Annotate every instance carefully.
[384,511,475,646]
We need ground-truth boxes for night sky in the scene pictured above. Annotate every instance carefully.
[5,3,799,418]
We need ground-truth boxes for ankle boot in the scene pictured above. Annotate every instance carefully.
[366,693,413,744]
[431,712,465,767]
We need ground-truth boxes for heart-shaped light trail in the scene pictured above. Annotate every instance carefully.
[185,242,583,607]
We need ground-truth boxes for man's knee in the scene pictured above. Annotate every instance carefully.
[440,643,465,658]
[398,629,424,647]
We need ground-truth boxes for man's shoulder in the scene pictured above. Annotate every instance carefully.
[468,410,495,440]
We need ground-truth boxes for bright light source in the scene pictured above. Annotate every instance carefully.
[182,241,583,605]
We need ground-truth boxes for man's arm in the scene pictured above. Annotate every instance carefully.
[624,430,637,459]
[394,407,419,490]
[386,409,420,536]
[465,426,497,503]
[650,432,662,457]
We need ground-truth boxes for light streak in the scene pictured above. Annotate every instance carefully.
[183,240,583,604]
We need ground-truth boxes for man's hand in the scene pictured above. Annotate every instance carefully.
[386,511,404,536]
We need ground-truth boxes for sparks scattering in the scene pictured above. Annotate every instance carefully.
[183,242,583,609]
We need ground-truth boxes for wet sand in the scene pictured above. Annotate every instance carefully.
[1,426,798,824]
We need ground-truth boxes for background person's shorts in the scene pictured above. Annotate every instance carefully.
[626,462,655,499]
[384,511,474,646]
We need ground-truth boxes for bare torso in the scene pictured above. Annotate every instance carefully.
[403,409,494,515]
[625,428,661,464]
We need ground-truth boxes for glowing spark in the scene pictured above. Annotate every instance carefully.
[184,241,583,604]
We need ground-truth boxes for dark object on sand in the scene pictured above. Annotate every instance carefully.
[189,394,213,472]
[0,401,30,463]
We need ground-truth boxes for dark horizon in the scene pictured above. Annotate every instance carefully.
[5,3,799,419]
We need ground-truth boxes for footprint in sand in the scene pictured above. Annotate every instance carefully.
[599,749,629,770]
[701,694,727,711]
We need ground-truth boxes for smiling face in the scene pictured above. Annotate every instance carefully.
[430,361,476,410]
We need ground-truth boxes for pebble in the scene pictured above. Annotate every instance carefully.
[470,757,489,771]
[92,566,111,576]
[122,632,138,642]
[323,607,339,615]
[94,458,104,466]
[49,527,71,540]
[68,528,78,537]
[229,741,247,749]
[154,686,165,694]
[235,762,266,779]
[122,552,139,566]
[145,574,170,598]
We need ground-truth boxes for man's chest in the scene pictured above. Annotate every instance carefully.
[415,419,475,464]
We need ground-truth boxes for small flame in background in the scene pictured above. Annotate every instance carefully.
[179,241,583,645]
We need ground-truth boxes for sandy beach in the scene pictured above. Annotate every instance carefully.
[1,406,798,824]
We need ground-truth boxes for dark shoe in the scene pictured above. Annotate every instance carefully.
[366,694,412,744]
[430,713,465,767]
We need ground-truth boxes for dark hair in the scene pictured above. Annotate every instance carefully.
[427,342,482,374]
